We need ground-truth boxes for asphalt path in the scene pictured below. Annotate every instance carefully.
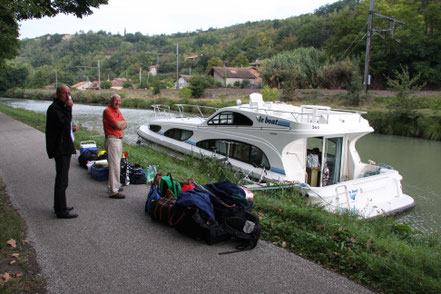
[0,112,373,294]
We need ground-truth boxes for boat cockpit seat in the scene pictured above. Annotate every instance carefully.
[250,93,263,109]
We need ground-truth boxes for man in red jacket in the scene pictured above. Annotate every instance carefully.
[46,85,79,218]
[103,94,127,199]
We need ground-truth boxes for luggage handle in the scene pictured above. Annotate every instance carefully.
[80,140,96,145]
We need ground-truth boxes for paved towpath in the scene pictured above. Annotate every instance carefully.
[0,112,373,294]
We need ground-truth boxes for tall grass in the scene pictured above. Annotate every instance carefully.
[253,189,441,294]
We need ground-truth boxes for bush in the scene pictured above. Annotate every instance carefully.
[178,87,192,99]
[101,81,112,89]
[318,59,353,89]
[152,80,161,95]
[240,79,250,89]
[188,74,214,98]
[123,81,133,89]
[261,86,278,102]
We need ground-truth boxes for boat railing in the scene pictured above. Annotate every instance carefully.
[175,104,219,118]
[152,104,172,118]
[151,104,218,119]
[238,103,366,124]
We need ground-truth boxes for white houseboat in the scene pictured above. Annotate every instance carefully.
[137,93,415,218]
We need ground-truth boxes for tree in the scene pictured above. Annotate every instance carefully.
[0,0,108,67]
[0,62,30,91]
[205,56,224,73]
[231,55,249,67]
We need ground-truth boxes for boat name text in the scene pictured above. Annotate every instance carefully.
[257,116,290,127]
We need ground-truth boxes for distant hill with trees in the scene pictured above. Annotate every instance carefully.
[1,0,440,92]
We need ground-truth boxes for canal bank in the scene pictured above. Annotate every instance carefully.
[1,101,441,293]
[1,98,440,234]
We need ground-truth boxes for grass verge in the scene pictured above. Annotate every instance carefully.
[1,103,440,294]
[0,178,46,293]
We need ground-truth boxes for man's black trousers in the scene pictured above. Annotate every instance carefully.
[54,155,71,214]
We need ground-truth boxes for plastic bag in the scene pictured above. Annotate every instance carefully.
[146,165,158,183]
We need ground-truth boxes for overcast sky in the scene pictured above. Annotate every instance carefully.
[19,0,337,39]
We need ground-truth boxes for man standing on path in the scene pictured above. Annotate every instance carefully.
[103,94,127,199]
[46,85,79,219]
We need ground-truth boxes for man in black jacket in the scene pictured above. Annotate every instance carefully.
[46,85,79,219]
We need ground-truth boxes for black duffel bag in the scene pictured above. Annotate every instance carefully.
[222,210,261,251]
[129,164,146,184]
[175,208,230,245]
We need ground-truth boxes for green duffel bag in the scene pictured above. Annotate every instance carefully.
[160,173,181,199]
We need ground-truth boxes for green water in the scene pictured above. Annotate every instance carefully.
[357,134,441,234]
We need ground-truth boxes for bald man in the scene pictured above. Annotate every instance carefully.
[103,94,127,199]
[46,85,79,219]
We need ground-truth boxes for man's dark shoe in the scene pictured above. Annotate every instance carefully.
[56,211,78,219]
[65,206,74,211]
[109,193,125,199]
[118,187,124,192]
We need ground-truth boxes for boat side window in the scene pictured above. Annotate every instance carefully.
[149,125,161,133]
[207,111,253,126]
[164,128,193,141]
[197,139,269,169]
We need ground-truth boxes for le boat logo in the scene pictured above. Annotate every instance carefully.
[349,189,358,200]
[257,116,290,127]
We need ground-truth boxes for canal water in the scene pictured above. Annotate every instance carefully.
[1,98,440,234]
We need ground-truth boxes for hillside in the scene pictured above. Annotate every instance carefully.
[1,0,440,91]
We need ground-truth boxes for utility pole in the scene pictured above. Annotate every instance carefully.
[176,43,180,90]
[139,67,142,84]
[97,60,101,90]
[363,0,404,93]
[55,71,58,88]
[76,60,101,90]
[363,0,375,93]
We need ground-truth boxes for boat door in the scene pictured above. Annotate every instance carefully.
[321,137,343,186]
[307,137,343,187]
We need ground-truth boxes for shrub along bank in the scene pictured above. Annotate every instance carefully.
[0,103,440,294]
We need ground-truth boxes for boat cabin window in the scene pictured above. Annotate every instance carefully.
[196,139,269,169]
[149,125,161,133]
[306,137,343,187]
[164,128,193,141]
[207,111,253,126]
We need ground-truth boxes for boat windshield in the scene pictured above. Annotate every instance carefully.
[207,111,253,126]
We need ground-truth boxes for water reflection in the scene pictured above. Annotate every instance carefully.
[1,98,440,234]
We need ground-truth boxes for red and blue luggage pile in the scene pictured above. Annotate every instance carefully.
[145,174,261,251]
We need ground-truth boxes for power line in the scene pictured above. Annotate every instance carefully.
[339,22,368,61]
